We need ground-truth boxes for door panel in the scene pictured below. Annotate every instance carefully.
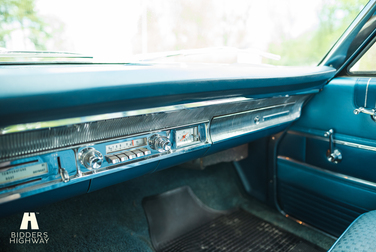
[279,132,376,182]
[276,77,376,237]
[278,157,374,237]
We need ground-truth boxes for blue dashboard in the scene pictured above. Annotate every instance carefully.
[0,63,335,216]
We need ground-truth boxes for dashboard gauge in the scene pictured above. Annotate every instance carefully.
[176,127,199,147]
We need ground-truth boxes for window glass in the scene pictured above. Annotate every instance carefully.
[350,38,376,73]
[0,0,368,65]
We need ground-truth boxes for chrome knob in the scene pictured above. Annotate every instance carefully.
[78,147,103,170]
[149,134,172,152]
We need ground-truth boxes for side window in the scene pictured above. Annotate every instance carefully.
[350,40,376,73]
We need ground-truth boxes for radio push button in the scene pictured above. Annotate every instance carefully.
[131,149,144,158]
[115,153,128,162]
[139,148,151,155]
[105,155,120,164]
[123,151,136,159]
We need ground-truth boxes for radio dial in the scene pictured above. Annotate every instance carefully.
[149,134,172,152]
[78,147,103,170]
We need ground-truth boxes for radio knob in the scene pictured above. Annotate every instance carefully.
[78,147,103,170]
[149,134,172,152]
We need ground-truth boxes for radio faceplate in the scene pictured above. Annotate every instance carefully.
[76,122,208,174]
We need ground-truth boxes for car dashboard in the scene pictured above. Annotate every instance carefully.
[0,63,335,216]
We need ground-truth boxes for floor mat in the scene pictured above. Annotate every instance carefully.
[0,163,333,252]
[143,186,324,252]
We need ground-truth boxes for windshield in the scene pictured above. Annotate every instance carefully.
[0,0,369,65]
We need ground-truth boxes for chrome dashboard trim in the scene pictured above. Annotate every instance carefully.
[0,90,320,136]
[0,97,249,135]
[0,95,311,162]
[278,156,376,189]
[0,120,209,163]
[210,97,307,143]
[0,193,21,204]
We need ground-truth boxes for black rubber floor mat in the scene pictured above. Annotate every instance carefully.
[142,186,230,251]
[143,186,324,252]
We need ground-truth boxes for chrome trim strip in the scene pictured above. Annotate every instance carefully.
[336,139,376,152]
[211,102,296,119]
[365,78,372,107]
[0,193,21,204]
[0,97,249,135]
[0,91,320,136]
[0,95,310,161]
[263,110,290,120]
[210,97,306,143]
[288,130,376,152]
[278,156,376,189]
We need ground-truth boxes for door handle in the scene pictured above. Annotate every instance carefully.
[353,107,376,122]
[353,78,376,122]
[324,129,342,164]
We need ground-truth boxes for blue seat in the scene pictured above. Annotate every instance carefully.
[328,211,376,252]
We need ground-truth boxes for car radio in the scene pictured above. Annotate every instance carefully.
[0,122,209,202]
[75,122,208,174]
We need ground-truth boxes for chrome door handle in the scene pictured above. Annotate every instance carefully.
[324,129,342,164]
[354,107,376,122]
[353,78,376,121]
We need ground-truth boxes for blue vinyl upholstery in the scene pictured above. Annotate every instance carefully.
[329,210,376,252]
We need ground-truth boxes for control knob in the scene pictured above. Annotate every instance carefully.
[149,134,172,152]
[78,147,103,170]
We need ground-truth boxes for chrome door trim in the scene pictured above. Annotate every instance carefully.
[288,130,376,152]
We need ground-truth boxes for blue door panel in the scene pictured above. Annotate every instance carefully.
[279,133,376,183]
[278,159,376,210]
[278,158,376,236]
[305,138,376,183]
[277,77,376,236]
[294,77,376,141]
[277,133,306,162]
[354,78,376,108]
